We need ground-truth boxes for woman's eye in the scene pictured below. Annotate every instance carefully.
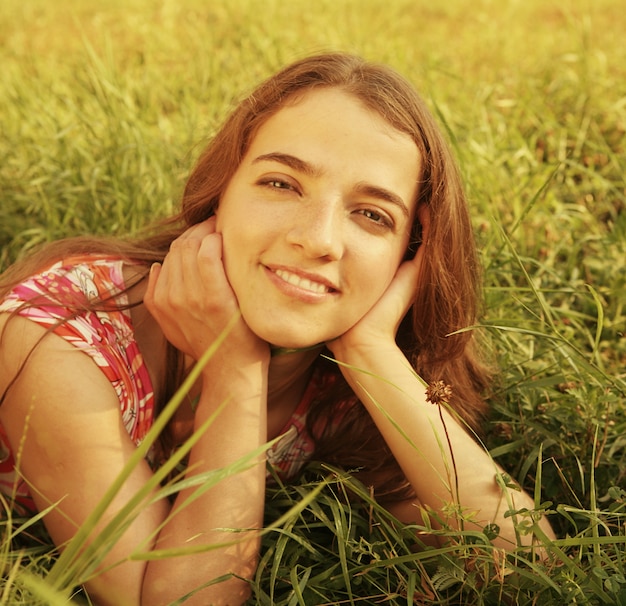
[359,209,393,228]
[260,178,294,191]
[269,180,290,189]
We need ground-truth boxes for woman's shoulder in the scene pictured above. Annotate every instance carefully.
[0,254,156,443]
[0,254,146,313]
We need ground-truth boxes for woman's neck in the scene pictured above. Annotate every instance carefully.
[265,346,323,439]
[267,346,322,407]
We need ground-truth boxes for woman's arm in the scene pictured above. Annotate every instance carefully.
[0,221,270,605]
[140,352,268,605]
[0,318,267,606]
[327,340,554,548]
[0,318,168,606]
[326,208,555,549]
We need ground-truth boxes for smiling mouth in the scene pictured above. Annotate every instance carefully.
[274,268,335,294]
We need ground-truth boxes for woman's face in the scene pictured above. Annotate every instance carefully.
[216,88,421,348]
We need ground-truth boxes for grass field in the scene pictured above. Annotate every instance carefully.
[1,0,625,604]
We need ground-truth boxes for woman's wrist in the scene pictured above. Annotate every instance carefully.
[195,356,268,407]
[329,334,401,367]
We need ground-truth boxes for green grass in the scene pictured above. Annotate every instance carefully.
[1,0,625,603]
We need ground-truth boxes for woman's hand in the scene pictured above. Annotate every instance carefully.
[327,205,430,357]
[144,217,269,366]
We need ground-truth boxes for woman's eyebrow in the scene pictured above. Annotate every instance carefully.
[253,152,410,218]
[252,152,322,177]
[354,183,410,218]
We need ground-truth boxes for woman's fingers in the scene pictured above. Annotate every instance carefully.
[144,219,266,363]
[158,219,226,303]
[144,221,228,354]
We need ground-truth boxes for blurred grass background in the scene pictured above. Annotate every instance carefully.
[1,0,625,603]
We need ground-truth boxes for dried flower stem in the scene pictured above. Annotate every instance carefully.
[426,381,460,509]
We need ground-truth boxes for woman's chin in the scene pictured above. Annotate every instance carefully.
[253,326,326,351]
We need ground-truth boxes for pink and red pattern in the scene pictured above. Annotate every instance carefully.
[0,256,322,513]
[0,256,155,511]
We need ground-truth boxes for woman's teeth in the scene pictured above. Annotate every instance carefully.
[275,269,330,294]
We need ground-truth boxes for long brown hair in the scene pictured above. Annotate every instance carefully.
[1,53,491,499]
[173,54,491,496]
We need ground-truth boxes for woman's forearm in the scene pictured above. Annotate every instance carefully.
[333,343,555,549]
[141,360,268,606]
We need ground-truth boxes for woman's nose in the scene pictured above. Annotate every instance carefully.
[285,199,343,260]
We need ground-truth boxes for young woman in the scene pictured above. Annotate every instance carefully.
[0,53,555,605]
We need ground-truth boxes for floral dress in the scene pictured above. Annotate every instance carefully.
[0,256,323,513]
